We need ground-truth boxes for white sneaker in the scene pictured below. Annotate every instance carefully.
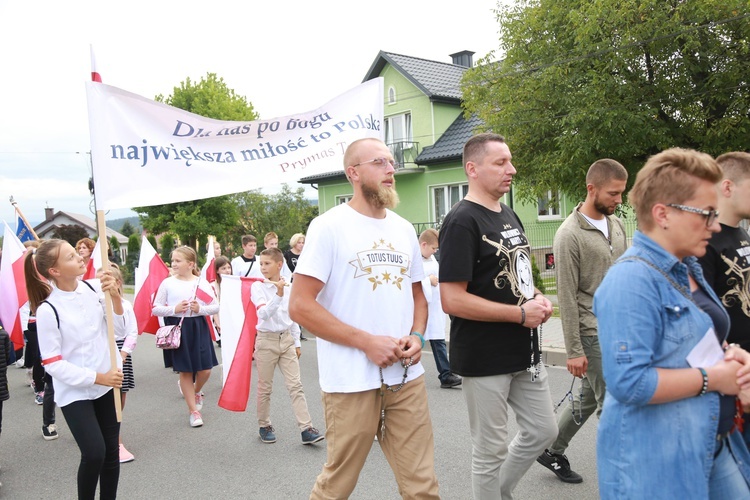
[189,411,203,427]
[16,358,24,368]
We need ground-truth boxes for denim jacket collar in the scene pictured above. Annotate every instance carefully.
[629,230,706,289]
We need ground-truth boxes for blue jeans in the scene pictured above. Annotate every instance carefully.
[429,340,451,383]
[709,437,750,499]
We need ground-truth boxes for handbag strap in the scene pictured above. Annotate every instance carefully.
[619,256,697,307]
[175,277,202,327]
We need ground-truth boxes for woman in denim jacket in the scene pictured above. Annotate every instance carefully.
[594,148,750,499]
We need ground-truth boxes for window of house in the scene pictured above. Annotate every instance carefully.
[537,190,561,219]
[385,112,412,145]
[337,195,353,205]
[433,183,468,224]
[388,87,396,104]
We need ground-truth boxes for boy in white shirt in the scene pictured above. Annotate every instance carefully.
[419,229,462,389]
[231,235,263,279]
[251,247,322,445]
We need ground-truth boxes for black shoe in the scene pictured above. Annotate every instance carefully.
[300,334,308,341]
[440,374,462,388]
[536,449,583,483]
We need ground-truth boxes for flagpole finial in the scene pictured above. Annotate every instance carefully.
[9,196,16,205]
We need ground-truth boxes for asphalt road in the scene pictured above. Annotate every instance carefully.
[1,336,600,499]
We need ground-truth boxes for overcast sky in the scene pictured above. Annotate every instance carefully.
[0,0,503,229]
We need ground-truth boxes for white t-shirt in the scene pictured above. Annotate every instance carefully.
[421,256,446,340]
[231,255,263,279]
[580,211,609,239]
[295,203,425,393]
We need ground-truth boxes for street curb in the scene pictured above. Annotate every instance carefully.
[542,347,567,367]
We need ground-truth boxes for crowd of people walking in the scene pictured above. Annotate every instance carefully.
[2,136,750,500]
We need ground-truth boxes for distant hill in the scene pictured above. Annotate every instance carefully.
[108,216,141,234]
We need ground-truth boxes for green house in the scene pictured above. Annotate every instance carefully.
[299,50,632,273]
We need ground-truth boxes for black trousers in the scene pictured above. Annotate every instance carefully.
[60,390,120,500]
[24,324,45,392]
[43,374,55,426]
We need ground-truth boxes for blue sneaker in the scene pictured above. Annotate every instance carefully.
[301,426,324,445]
[259,426,276,443]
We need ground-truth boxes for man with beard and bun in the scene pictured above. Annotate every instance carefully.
[698,151,750,447]
[290,138,439,499]
[536,159,628,483]
[439,133,556,499]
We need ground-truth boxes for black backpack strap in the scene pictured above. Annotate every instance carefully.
[40,301,60,329]
[40,281,96,329]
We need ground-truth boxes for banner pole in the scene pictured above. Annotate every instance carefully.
[9,197,40,240]
[96,209,123,422]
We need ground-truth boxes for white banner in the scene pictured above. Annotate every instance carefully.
[86,78,384,210]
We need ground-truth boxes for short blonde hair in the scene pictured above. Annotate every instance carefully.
[629,148,722,230]
[716,152,750,184]
[264,232,278,245]
[343,138,385,182]
[419,228,439,245]
[289,233,305,247]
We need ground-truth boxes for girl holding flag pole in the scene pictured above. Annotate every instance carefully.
[152,246,219,427]
[25,239,124,500]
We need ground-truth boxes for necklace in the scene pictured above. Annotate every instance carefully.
[527,323,543,381]
[378,357,413,439]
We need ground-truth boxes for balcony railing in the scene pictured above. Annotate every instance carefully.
[388,141,420,169]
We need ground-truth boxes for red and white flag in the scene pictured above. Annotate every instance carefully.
[218,274,263,412]
[82,238,104,280]
[0,223,29,348]
[194,278,219,341]
[90,44,102,83]
[200,237,216,285]
[133,236,169,335]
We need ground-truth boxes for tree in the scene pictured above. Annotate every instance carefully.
[462,0,750,201]
[159,234,175,264]
[227,184,318,254]
[137,195,240,251]
[109,236,121,265]
[135,73,259,248]
[155,73,258,121]
[52,224,89,248]
[119,221,135,238]
[124,234,141,285]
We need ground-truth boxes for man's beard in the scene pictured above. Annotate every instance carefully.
[362,179,399,209]
[594,195,616,216]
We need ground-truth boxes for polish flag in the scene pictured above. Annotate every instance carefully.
[90,44,102,83]
[133,236,169,335]
[200,256,216,285]
[0,223,28,348]
[82,238,104,280]
[218,274,263,412]
[200,237,216,284]
[194,279,219,342]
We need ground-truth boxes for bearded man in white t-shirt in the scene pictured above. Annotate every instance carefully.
[290,138,440,499]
